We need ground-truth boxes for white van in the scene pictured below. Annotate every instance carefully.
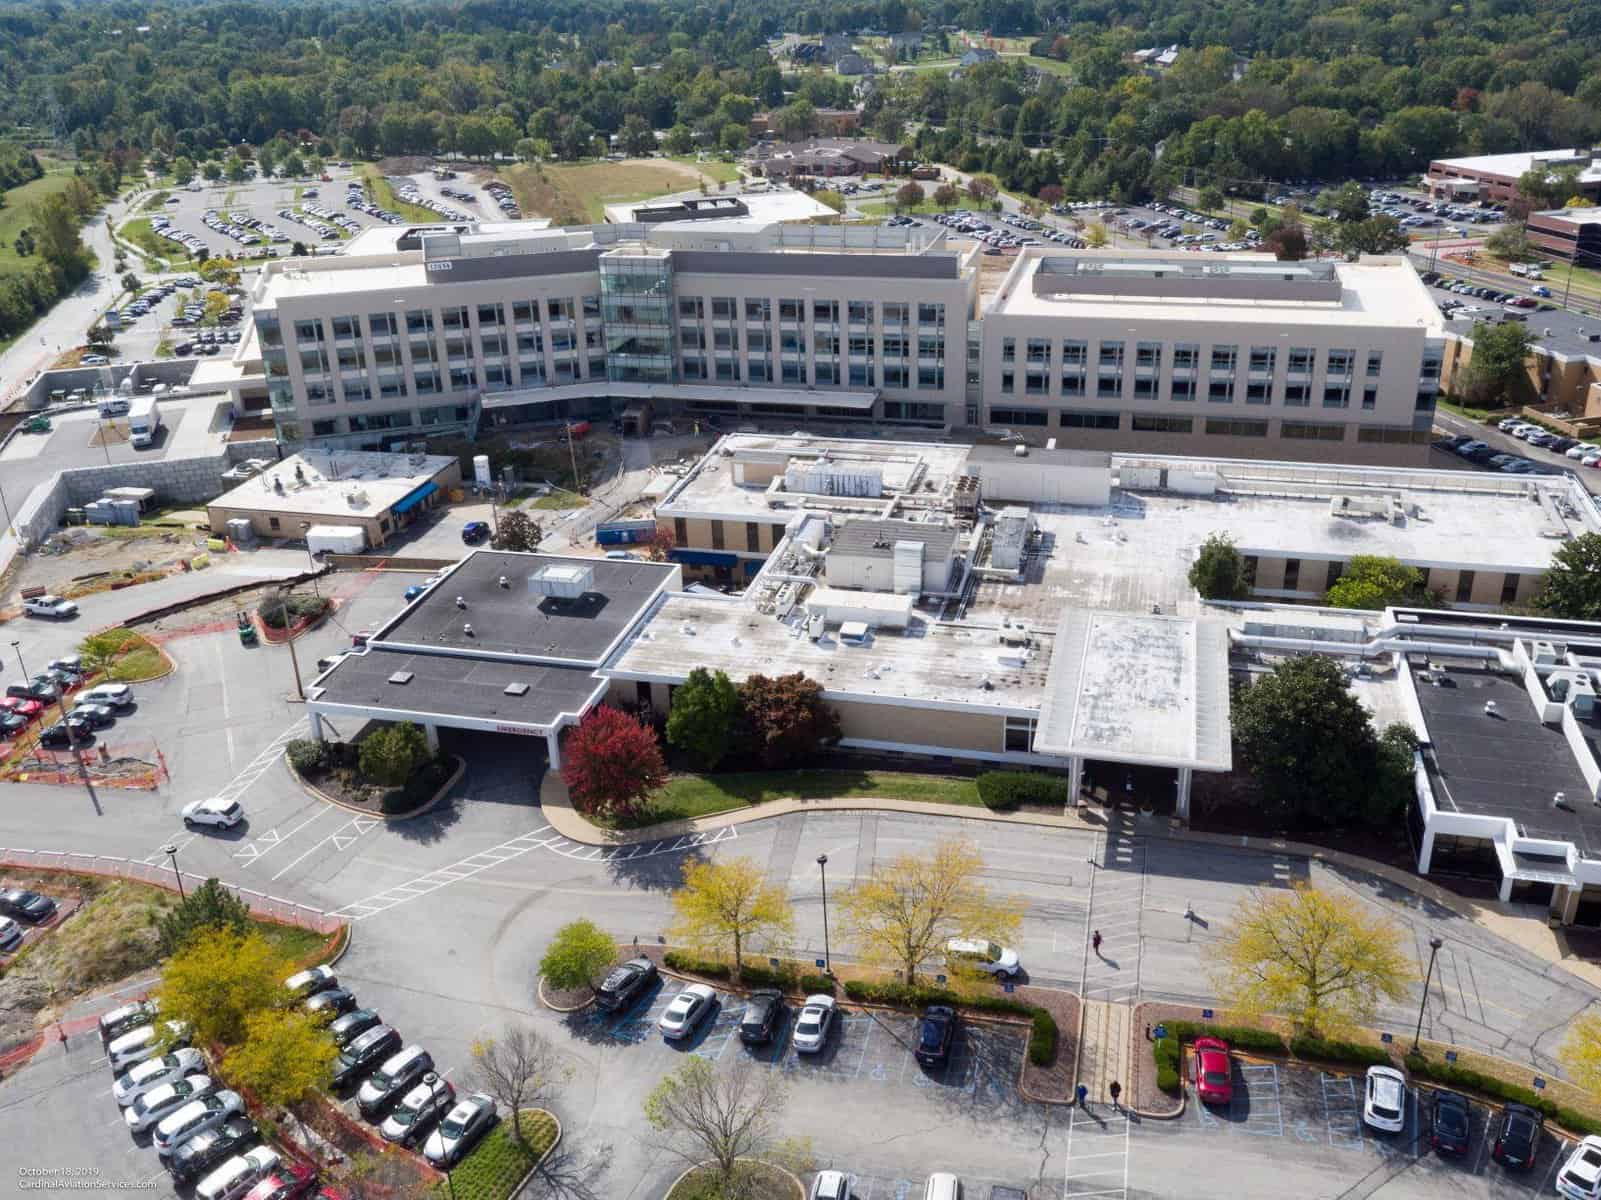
[195,1146,280,1200]
[98,397,130,418]
[107,1021,189,1072]
[923,1173,962,1200]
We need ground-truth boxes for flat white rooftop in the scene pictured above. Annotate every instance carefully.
[657,432,972,522]
[1034,610,1232,770]
[992,251,1443,330]
[602,188,837,226]
[208,449,456,518]
[1433,150,1601,184]
[261,260,429,304]
[608,593,1049,713]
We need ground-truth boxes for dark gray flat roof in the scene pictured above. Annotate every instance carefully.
[377,551,675,663]
[1415,665,1601,855]
[831,519,959,561]
[314,648,600,730]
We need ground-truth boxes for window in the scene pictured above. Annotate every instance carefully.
[917,335,943,358]
[848,300,872,325]
[1326,349,1354,376]
[1501,574,1521,605]
[1171,378,1195,401]
[1323,383,1350,409]
[442,305,469,331]
[1366,352,1383,378]
[513,301,538,325]
[1284,383,1310,406]
[748,329,770,352]
[745,298,770,322]
[1456,570,1476,604]
[1205,418,1269,437]
[1099,341,1124,368]
[1246,382,1270,404]
[476,303,502,327]
[1001,337,1015,363]
[918,364,944,389]
[1249,346,1276,373]
[988,407,1049,426]
[674,517,687,544]
[1172,344,1198,370]
[1243,555,1258,586]
[1026,338,1050,365]
[1210,345,1237,372]
[1362,387,1377,411]
[1133,376,1155,398]
[1131,414,1193,433]
[1097,374,1123,398]
[714,328,736,351]
[294,320,323,344]
[1357,426,1431,444]
[1062,374,1086,396]
[1325,561,1344,588]
[331,316,358,340]
[747,522,761,552]
[269,516,281,531]
[882,302,908,326]
[1004,716,1034,753]
[1062,340,1087,366]
[582,295,600,319]
[711,297,736,321]
[779,298,803,322]
[1282,558,1301,590]
[1281,421,1346,441]
[1415,391,1437,412]
[369,312,397,337]
[1136,342,1161,369]
[1288,348,1314,374]
[1001,371,1014,394]
[848,335,871,357]
[311,419,338,436]
[817,361,839,385]
[1059,410,1120,430]
[678,297,703,320]
[1420,353,1443,381]
[918,303,943,326]
[548,299,571,322]
[710,521,725,551]
[1208,379,1235,403]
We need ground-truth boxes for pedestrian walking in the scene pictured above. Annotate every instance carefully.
[55,1023,67,1048]
[1109,1080,1122,1109]
[1092,929,1103,955]
[1076,1082,1088,1107]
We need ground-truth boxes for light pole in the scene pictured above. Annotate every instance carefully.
[162,842,186,900]
[275,589,306,701]
[816,853,832,975]
[1412,935,1443,1053]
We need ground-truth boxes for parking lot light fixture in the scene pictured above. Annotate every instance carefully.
[817,853,832,975]
[162,842,186,901]
[1412,935,1444,1053]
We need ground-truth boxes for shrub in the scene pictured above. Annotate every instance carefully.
[738,960,799,990]
[799,974,834,994]
[358,722,429,788]
[1028,1010,1057,1066]
[285,739,326,773]
[1153,1035,1181,1093]
[975,771,1067,811]
[1159,1019,1287,1056]
[662,950,732,980]
[257,593,328,630]
[1289,1033,1391,1067]
[1403,1052,1601,1135]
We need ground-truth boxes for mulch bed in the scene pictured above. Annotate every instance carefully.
[540,978,593,1009]
[1016,984,1077,1103]
[297,752,457,817]
[1131,1000,1203,1117]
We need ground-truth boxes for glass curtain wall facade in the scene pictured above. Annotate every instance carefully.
[601,252,676,384]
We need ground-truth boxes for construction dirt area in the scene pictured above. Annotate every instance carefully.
[0,521,214,611]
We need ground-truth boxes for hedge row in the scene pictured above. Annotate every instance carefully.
[839,979,1058,1066]
[1405,1052,1601,1137]
[1149,1019,1397,1093]
[1291,1033,1392,1068]
[662,950,731,980]
[660,952,834,996]
[1154,1036,1181,1093]
[975,771,1068,811]
[1157,1019,1287,1056]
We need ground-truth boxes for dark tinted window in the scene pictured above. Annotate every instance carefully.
[919,1018,947,1048]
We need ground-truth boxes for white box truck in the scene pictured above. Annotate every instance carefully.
[305,525,368,556]
[127,395,162,448]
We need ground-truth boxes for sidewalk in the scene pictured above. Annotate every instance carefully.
[538,775,1601,993]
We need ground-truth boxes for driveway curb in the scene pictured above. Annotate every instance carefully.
[506,1111,563,1200]
[287,753,464,822]
[537,975,593,1014]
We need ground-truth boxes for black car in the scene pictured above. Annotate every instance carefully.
[330,1024,402,1090]
[1492,1102,1543,1169]
[328,1008,382,1048]
[166,1116,258,1184]
[915,1005,957,1068]
[38,718,91,748]
[595,957,658,1012]
[1430,1090,1471,1155]
[737,988,786,1045]
[1,712,27,736]
[0,889,57,922]
[306,986,358,1019]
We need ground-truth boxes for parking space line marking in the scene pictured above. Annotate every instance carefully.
[233,805,329,867]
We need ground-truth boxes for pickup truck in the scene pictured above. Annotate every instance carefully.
[23,595,78,619]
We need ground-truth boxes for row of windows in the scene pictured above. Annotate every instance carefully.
[1001,369,1388,410]
[1257,557,1519,605]
[677,298,945,327]
[669,516,779,554]
[305,404,473,438]
[987,408,1430,444]
[998,338,1391,379]
[678,328,947,359]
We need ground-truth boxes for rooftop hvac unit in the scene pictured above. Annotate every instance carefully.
[528,563,593,600]
[785,461,883,498]
[891,540,924,595]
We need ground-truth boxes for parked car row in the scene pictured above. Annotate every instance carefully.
[282,202,361,240]
[4,657,134,748]
[344,180,406,225]
[299,965,499,1166]
[0,886,58,953]
[389,177,469,222]
[148,214,210,258]
[482,179,521,218]
[110,279,178,326]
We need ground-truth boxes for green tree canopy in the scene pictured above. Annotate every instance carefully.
[158,877,252,954]
[1537,531,1601,620]
[1460,321,1535,408]
[1188,533,1249,601]
[358,721,430,787]
[1323,556,1430,610]
[538,919,618,993]
[666,667,740,770]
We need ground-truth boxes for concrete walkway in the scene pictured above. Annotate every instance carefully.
[1078,999,1133,1105]
[538,774,1601,993]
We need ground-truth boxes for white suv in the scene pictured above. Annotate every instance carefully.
[1361,1066,1406,1133]
[1558,1136,1601,1200]
[944,937,1021,979]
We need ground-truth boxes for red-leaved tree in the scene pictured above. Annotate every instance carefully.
[561,705,668,821]
[737,673,840,770]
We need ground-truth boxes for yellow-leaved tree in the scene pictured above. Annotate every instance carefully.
[1561,1011,1601,1094]
[839,837,1022,985]
[1211,882,1413,1036]
[155,926,290,1047]
[670,857,794,978]
[222,1008,337,1108]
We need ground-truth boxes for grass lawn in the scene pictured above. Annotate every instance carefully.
[117,217,172,263]
[0,167,82,277]
[857,197,952,217]
[666,1163,801,1200]
[603,769,984,829]
[256,921,329,963]
[1024,55,1074,76]
[434,1110,559,1200]
[502,159,716,225]
[530,491,588,510]
[357,164,436,223]
[670,155,741,184]
[1436,398,1500,423]
[80,627,173,682]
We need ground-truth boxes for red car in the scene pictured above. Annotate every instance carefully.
[1191,1037,1234,1106]
[243,1164,320,1200]
[0,697,43,721]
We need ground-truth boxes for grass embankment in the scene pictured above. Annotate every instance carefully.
[0,167,82,277]
[356,164,437,223]
[857,197,951,217]
[432,1111,559,1200]
[669,155,740,184]
[530,491,588,511]
[501,159,716,225]
[81,628,171,682]
[604,770,983,829]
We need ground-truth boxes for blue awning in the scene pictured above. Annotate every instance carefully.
[671,549,739,567]
[391,480,440,515]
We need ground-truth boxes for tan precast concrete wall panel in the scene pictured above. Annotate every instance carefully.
[833,698,1004,753]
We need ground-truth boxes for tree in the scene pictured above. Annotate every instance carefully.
[1459,321,1535,408]
[1231,655,1383,828]
[1266,224,1308,260]
[1562,1012,1601,1095]
[1486,225,1532,262]
[667,668,741,769]
[155,927,288,1046]
[172,157,195,186]
[358,721,430,787]
[965,176,997,206]
[1228,218,1251,242]
[158,877,252,954]
[644,1059,787,1194]
[933,183,960,210]
[1332,215,1408,260]
[85,322,115,349]
[812,189,845,214]
[470,1024,563,1150]
[894,181,925,211]
[1370,723,1420,824]
[774,100,816,142]
[839,837,1021,984]
[1188,533,1249,601]
[620,116,656,157]
[1324,556,1429,610]
[120,272,141,293]
[31,193,87,275]
[538,919,618,995]
[491,509,542,552]
[222,1008,337,1109]
[1084,222,1109,248]
[640,526,675,562]
[671,857,795,977]
[223,155,248,183]
[1197,185,1225,212]
[560,705,668,821]
[1212,882,1413,1036]
[737,673,839,770]
[1537,532,1601,620]
[1318,181,1370,223]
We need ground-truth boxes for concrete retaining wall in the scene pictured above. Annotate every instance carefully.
[20,360,202,409]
